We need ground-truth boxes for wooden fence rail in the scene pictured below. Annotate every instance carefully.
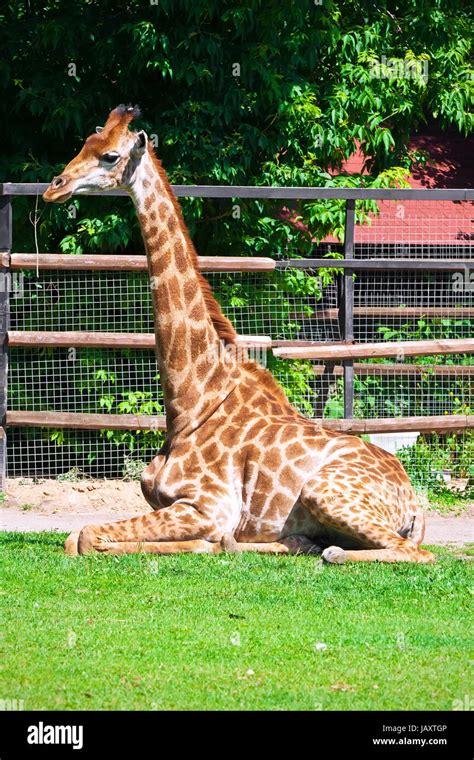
[6,253,276,272]
[313,363,474,376]
[8,331,271,350]
[273,339,474,360]
[7,411,473,434]
[8,333,474,358]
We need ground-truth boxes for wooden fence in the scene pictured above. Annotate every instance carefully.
[0,184,473,487]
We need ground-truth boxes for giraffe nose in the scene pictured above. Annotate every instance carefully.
[51,175,67,189]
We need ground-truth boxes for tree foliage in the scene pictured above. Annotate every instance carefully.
[1,0,472,253]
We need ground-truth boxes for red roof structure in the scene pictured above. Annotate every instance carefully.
[322,132,473,247]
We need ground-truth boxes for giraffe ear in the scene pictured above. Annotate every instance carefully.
[132,130,147,156]
[95,126,104,134]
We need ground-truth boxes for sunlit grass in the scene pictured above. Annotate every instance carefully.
[1,532,471,711]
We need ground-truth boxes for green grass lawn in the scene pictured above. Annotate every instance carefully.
[1,532,472,711]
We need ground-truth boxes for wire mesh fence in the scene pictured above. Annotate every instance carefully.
[273,359,473,420]
[7,427,160,480]
[7,424,472,488]
[5,196,474,489]
[10,268,473,342]
[9,348,162,413]
[353,270,473,343]
[10,269,341,340]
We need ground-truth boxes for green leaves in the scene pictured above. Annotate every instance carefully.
[2,0,472,255]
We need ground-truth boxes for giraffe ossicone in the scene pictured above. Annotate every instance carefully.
[43,105,435,564]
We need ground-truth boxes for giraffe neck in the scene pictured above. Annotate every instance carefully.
[128,147,239,435]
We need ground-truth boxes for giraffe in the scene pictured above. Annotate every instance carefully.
[43,105,435,564]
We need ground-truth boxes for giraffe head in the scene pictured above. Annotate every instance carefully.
[43,104,147,203]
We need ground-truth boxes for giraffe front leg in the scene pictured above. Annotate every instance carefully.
[85,538,222,556]
[76,503,224,556]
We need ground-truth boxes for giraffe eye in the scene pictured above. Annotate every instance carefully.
[101,152,120,164]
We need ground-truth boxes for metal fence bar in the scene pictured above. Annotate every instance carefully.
[10,254,474,272]
[0,197,11,490]
[1,183,473,200]
[341,200,356,418]
[274,259,474,270]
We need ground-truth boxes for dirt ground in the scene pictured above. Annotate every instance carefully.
[1,477,473,547]
[4,477,148,515]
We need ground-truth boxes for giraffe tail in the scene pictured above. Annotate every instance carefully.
[398,509,426,547]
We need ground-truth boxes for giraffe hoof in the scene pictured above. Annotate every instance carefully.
[418,549,436,564]
[64,531,80,556]
[322,546,347,565]
[220,533,238,553]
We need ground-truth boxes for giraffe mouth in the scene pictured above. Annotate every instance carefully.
[43,187,74,204]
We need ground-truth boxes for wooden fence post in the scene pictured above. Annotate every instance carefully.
[0,195,11,490]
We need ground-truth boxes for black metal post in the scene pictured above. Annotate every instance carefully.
[0,196,11,490]
[341,199,355,418]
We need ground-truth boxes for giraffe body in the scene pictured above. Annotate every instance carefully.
[44,106,434,564]
[141,381,426,553]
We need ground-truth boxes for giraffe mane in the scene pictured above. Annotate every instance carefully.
[146,144,238,346]
[242,361,300,412]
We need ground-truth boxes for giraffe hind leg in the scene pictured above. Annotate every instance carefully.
[320,523,436,564]
[300,481,435,565]
[322,541,435,565]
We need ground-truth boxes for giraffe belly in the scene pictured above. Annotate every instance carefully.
[235,450,319,541]
[280,501,370,548]
[234,502,326,542]
[235,490,307,542]
[235,498,371,548]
